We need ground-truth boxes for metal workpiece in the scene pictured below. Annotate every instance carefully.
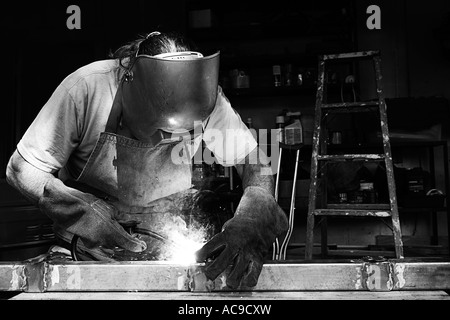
[187,263,226,292]
[2,259,450,293]
[0,261,192,292]
[44,262,194,292]
[0,263,26,292]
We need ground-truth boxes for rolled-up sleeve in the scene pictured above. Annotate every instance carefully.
[17,82,81,173]
[202,87,257,166]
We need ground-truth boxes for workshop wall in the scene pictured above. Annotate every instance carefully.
[0,0,188,179]
[356,0,450,100]
[405,0,450,99]
[2,1,449,176]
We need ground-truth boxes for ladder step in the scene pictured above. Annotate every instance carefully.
[321,101,380,110]
[322,51,380,61]
[327,203,391,210]
[317,154,385,161]
[314,209,392,217]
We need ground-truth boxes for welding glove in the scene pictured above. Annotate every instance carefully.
[195,186,288,289]
[38,178,147,252]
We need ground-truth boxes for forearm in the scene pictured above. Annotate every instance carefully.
[198,149,287,289]
[234,147,274,195]
[7,150,146,252]
[6,150,57,205]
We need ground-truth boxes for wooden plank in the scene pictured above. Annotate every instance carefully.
[317,154,385,161]
[323,107,379,114]
[9,290,450,300]
[328,203,391,210]
[314,209,391,217]
[322,51,380,60]
[327,249,396,258]
[305,56,326,260]
[372,54,404,259]
[321,101,379,109]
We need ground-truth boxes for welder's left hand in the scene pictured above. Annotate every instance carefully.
[195,186,288,289]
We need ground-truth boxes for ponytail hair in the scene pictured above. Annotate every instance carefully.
[109,31,195,70]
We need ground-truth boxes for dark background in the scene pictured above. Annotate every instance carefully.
[1,0,450,177]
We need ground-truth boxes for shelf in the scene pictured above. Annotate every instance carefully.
[219,53,320,69]
[298,140,448,152]
[224,85,316,98]
[399,207,448,212]
[223,83,350,98]
[314,208,391,217]
[0,239,56,250]
[327,203,448,212]
[327,203,391,210]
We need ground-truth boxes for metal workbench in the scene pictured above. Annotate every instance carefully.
[2,256,450,299]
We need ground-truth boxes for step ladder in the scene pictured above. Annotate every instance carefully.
[305,51,404,260]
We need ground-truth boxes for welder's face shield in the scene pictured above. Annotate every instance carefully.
[120,51,220,142]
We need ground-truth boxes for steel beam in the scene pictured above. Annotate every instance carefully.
[1,260,450,293]
[0,263,26,291]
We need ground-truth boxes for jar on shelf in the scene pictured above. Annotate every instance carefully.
[272,65,282,87]
[275,115,285,144]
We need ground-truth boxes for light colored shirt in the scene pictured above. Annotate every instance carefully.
[17,59,257,181]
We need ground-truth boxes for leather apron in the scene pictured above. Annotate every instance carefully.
[59,85,218,261]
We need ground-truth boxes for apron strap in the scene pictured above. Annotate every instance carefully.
[105,84,181,145]
[105,85,167,145]
[105,85,124,134]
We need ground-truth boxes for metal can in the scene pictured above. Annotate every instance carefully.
[331,131,342,145]
[338,192,348,203]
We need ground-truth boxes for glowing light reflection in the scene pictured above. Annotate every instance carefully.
[164,227,207,265]
[168,117,178,126]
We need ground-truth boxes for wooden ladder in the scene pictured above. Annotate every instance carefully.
[305,51,404,260]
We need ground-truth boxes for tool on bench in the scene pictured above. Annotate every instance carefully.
[273,143,303,261]
[70,226,182,261]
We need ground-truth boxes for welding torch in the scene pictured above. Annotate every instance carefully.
[70,227,182,261]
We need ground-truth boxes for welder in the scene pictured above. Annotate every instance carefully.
[6,31,288,289]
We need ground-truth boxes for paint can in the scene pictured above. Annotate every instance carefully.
[331,131,342,145]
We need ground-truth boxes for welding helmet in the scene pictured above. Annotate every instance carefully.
[119,50,220,142]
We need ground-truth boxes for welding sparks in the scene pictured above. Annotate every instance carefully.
[168,117,178,126]
[166,230,205,264]
[162,222,208,265]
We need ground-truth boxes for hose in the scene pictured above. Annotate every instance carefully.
[70,227,179,261]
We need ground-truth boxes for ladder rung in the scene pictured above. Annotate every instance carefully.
[321,101,380,110]
[313,209,391,217]
[328,203,391,210]
[322,51,380,61]
[317,154,385,161]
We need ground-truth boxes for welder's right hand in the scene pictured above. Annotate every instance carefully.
[195,186,288,289]
[38,179,147,252]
